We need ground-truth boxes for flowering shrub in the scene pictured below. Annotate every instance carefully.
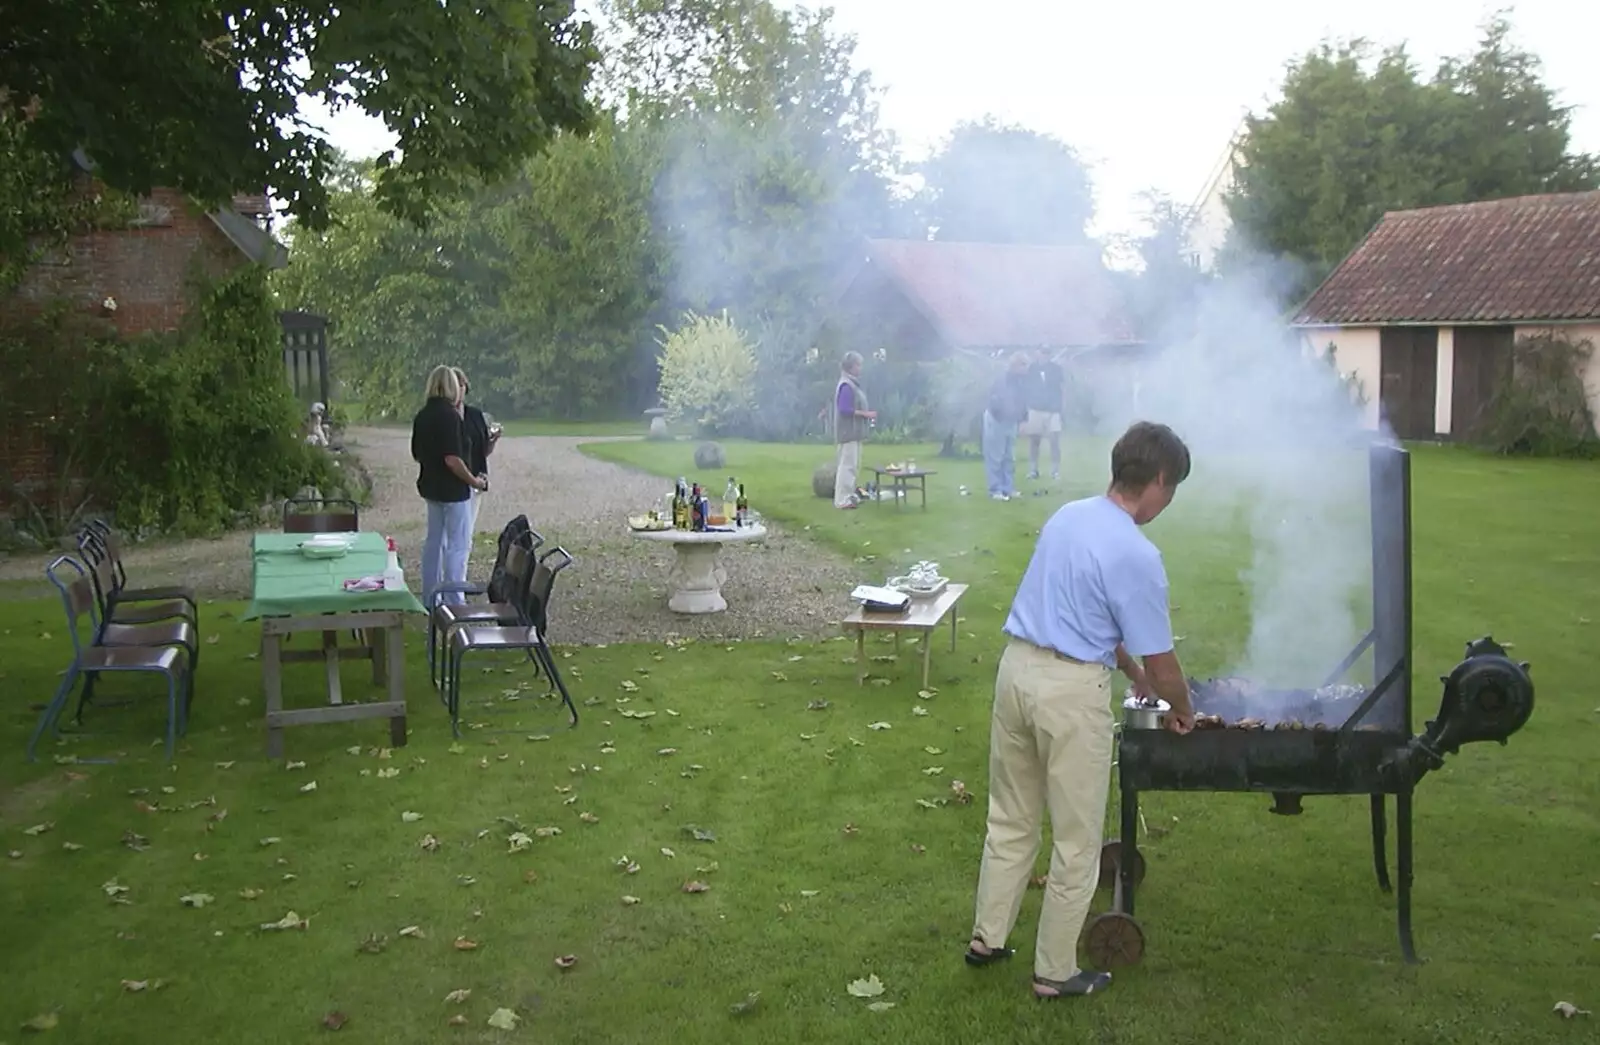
[655,310,758,436]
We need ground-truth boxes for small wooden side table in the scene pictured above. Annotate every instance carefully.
[841,583,967,689]
[869,467,934,510]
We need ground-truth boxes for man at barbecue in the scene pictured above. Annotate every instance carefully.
[964,420,1196,999]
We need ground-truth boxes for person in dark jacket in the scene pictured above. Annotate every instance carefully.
[451,368,499,546]
[411,365,487,608]
[1023,348,1066,481]
[982,353,1032,500]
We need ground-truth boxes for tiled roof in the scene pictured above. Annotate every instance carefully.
[1293,191,1600,325]
[861,239,1138,348]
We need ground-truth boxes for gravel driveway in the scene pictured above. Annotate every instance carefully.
[0,428,861,643]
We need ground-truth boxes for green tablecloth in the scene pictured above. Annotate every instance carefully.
[242,531,427,621]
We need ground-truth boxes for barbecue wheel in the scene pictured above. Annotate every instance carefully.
[1096,839,1147,891]
[1084,911,1145,969]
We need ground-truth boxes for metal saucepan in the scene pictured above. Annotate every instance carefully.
[1122,693,1172,730]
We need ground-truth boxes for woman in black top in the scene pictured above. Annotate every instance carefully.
[450,367,499,553]
[410,365,487,608]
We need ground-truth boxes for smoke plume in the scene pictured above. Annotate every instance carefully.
[1076,266,1385,689]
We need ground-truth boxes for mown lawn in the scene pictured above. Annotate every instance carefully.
[1,437,1596,1044]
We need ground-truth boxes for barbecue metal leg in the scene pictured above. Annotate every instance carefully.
[1396,787,1418,964]
[1119,785,1139,917]
[1370,794,1392,893]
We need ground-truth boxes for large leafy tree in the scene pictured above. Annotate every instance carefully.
[916,117,1095,244]
[0,0,599,230]
[596,0,899,436]
[1227,14,1599,292]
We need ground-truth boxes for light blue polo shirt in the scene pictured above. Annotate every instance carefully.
[1003,495,1174,668]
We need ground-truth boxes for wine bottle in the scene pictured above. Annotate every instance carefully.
[736,483,748,527]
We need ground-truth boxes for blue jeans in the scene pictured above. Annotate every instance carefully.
[983,411,1018,496]
[422,498,474,608]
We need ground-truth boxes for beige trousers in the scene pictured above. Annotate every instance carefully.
[834,440,861,507]
[971,638,1114,981]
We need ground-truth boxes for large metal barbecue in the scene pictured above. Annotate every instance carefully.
[1088,444,1535,969]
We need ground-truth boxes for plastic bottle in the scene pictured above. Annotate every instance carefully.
[722,477,738,528]
[382,537,405,591]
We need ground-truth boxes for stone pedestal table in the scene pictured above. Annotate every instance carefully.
[632,523,768,614]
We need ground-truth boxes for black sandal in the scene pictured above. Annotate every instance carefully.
[963,941,1015,967]
[1032,971,1112,998]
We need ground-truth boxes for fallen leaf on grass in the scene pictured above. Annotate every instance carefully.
[286,761,306,770]
[686,826,717,842]
[453,937,478,951]
[376,768,400,779]
[21,1012,59,1031]
[867,1001,896,1012]
[922,766,944,775]
[401,811,423,823]
[807,699,830,711]
[1554,1002,1591,1018]
[660,847,676,858]
[799,889,820,898]
[911,706,929,717]
[239,888,263,900]
[486,1007,520,1030]
[299,781,318,794]
[420,834,441,852]
[910,844,927,854]
[444,988,470,1004]
[696,861,720,874]
[621,895,642,905]
[554,954,578,969]
[22,822,53,836]
[730,991,762,1015]
[682,880,710,893]
[179,893,214,908]
[7,849,22,860]
[842,823,859,835]
[915,799,948,810]
[847,974,886,998]
[261,911,308,931]
[869,679,892,688]
[322,1011,348,1030]
[770,672,788,682]
[448,1014,468,1026]
[399,926,425,939]
[103,880,130,898]
[121,979,164,992]
[534,826,563,838]
[657,747,678,756]
[924,746,944,755]
[917,689,938,699]
[950,780,973,804]
[122,832,149,852]
[867,721,892,731]
[507,832,533,853]
[357,933,388,954]
[61,842,83,852]
[619,680,639,692]
[259,837,281,847]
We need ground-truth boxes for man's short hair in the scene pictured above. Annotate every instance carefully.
[1111,421,1191,491]
[841,351,863,371]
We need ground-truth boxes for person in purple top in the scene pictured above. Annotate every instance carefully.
[832,351,876,508]
[964,421,1196,1000]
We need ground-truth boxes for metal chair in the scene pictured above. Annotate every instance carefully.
[282,497,360,534]
[53,556,198,719]
[77,522,198,613]
[429,539,540,690]
[78,531,196,628]
[426,517,543,688]
[443,547,578,737]
[30,557,191,761]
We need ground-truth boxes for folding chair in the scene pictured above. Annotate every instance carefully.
[30,557,191,761]
[443,547,578,737]
[427,517,543,687]
[77,522,198,614]
[282,497,360,534]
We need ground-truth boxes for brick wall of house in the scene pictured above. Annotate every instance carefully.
[2,186,250,510]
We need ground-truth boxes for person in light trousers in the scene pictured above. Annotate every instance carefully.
[964,421,1196,999]
[410,365,487,608]
[832,351,875,509]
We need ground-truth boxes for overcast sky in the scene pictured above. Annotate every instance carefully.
[310,0,1600,243]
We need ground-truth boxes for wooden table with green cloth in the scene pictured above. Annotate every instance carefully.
[242,532,426,757]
